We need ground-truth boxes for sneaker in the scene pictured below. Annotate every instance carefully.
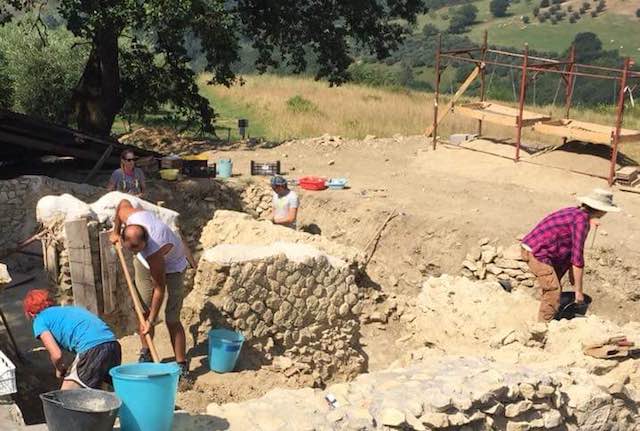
[138,348,152,363]
[177,362,194,390]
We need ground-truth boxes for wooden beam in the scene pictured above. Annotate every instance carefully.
[426,65,481,137]
[98,231,118,315]
[84,143,114,183]
[64,220,99,314]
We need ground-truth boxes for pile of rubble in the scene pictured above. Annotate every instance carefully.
[241,182,272,220]
[461,239,535,290]
[200,355,638,430]
[183,240,365,383]
[118,127,218,155]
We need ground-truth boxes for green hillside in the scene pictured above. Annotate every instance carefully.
[419,0,640,61]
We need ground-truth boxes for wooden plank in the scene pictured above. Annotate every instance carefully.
[64,220,99,314]
[426,66,481,137]
[84,144,114,183]
[43,242,59,286]
[99,231,118,315]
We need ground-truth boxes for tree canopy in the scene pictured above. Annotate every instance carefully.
[489,0,510,18]
[1,1,428,135]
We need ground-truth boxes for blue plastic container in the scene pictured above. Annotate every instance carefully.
[217,159,233,178]
[208,329,244,373]
[109,362,180,431]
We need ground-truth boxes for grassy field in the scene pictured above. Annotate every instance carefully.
[199,74,640,159]
[417,0,640,61]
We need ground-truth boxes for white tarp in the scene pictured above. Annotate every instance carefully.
[36,191,180,230]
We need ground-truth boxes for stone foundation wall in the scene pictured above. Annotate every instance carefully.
[203,356,640,430]
[0,176,101,255]
[183,242,365,383]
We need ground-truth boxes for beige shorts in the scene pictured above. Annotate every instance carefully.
[133,258,185,323]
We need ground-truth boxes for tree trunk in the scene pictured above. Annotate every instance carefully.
[73,27,122,136]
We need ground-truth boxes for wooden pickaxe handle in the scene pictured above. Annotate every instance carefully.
[114,242,160,363]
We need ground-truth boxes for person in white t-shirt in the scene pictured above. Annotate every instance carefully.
[270,176,299,229]
[110,199,195,379]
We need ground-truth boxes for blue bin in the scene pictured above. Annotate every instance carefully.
[208,329,244,373]
[217,159,233,178]
[109,362,180,431]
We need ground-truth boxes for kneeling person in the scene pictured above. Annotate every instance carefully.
[24,289,121,390]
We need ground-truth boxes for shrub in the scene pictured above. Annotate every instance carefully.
[286,95,320,114]
[533,6,540,16]
[538,14,547,22]
[550,17,558,24]
[590,10,597,17]
[636,8,640,18]
[550,4,560,12]
[567,5,573,11]
[490,0,510,17]
[540,0,549,7]
[522,15,531,23]
[0,50,13,110]
[0,23,88,123]
[572,11,581,19]
[441,13,449,20]
[582,1,591,9]
[596,0,605,12]
[569,16,576,23]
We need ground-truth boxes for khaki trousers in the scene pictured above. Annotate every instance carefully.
[521,249,567,322]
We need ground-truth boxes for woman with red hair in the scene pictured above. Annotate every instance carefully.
[23,289,121,390]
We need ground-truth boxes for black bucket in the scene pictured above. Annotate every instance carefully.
[555,292,592,320]
[40,389,121,431]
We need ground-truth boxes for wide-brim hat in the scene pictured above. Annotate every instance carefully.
[578,188,621,213]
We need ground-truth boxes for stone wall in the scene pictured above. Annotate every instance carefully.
[0,176,101,255]
[201,355,640,430]
[241,182,272,220]
[182,242,365,384]
[461,240,535,290]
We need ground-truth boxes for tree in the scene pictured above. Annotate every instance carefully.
[573,32,603,62]
[1,1,428,135]
[522,15,531,23]
[490,0,510,17]
[636,8,640,18]
[448,3,478,33]
[0,49,12,110]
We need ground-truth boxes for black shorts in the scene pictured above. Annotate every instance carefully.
[66,341,122,389]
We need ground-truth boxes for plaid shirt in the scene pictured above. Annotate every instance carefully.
[522,207,590,269]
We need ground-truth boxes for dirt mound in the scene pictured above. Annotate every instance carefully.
[199,210,365,268]
[118,127,219,156]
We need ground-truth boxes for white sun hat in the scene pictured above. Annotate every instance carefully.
[577,188,621,213]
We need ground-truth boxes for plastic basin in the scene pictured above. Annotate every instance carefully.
[298,176,327,191]
[208,329,244,373]
[327,178,348,189]
[217,159,233,178]
[109,362,180,431]
[159,169,179,181]
[556,292,592,320]
[40,389,121,431]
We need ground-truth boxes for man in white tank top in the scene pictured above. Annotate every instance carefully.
[110,199,195,379]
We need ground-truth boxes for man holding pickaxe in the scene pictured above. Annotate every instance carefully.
[110,199,195,379]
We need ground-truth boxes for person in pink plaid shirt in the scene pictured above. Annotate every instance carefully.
[521,189,620,322]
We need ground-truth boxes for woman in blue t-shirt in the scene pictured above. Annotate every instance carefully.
[24,289,121,390]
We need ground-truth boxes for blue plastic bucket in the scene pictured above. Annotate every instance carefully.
[217,159,233,178]
[109,362,180,431]
[208,329,244,373]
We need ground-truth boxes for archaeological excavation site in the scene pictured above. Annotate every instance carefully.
[3,127,640,431]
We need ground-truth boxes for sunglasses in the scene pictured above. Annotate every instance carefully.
[123,158,136,162]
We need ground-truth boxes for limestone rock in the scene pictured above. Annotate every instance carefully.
[505,400,533,418]
[380,407,405,427]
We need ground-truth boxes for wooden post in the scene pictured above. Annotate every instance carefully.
[99,231,118,315]
[83,143,114,183]
[432,33,442,150]
[42,240,59,286]
[515,44,529,161]
[609,58,632,186]
[478,30,489,136]
[64,220,99,314]
[564,45,576,120]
